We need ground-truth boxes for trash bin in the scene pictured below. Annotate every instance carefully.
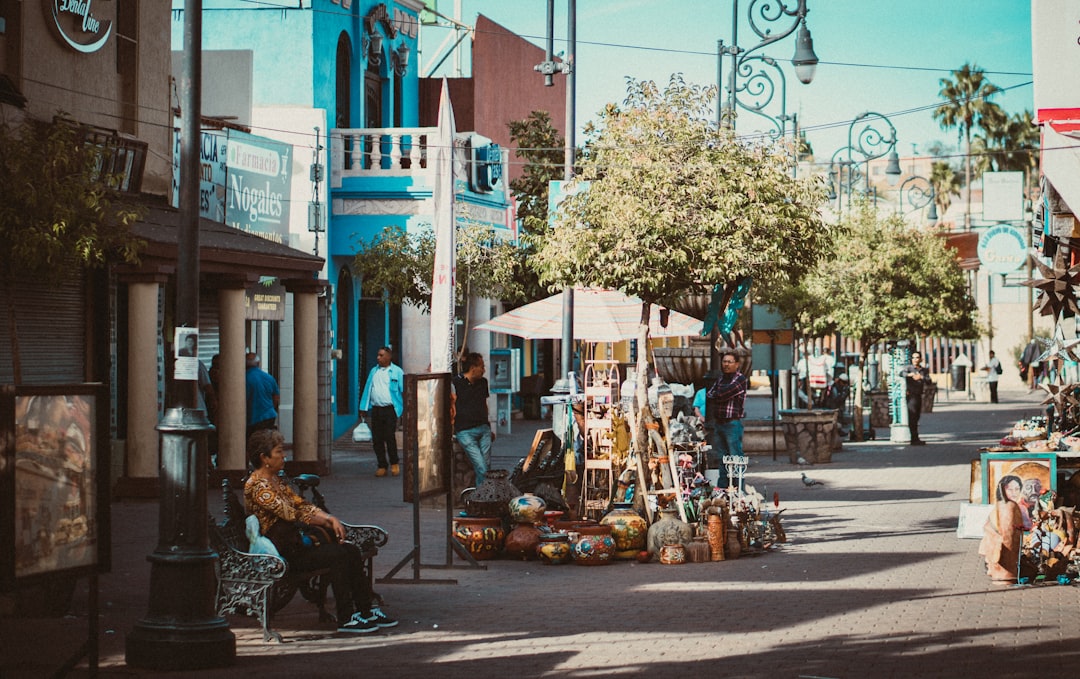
[951,364,967,391]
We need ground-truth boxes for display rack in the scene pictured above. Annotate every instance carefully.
[581,361,621,519]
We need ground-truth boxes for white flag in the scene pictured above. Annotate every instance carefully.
[430,79,457,373]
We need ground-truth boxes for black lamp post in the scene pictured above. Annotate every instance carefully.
[716,0,819,136]
[125,0,235,669]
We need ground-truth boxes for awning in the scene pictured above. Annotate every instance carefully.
[1042,123,1080,217]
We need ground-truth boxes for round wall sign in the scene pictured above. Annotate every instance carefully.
[977,224,1027,274]
[49,0,113,54]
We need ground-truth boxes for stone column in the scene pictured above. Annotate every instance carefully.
[285,279,325,474]
[217,282,248,473]
[117,272,168,497]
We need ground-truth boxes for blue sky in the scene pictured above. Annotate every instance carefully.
[426,1,1033,164]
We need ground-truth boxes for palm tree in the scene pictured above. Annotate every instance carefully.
[930,160,962,225]
[933,63,1003,230]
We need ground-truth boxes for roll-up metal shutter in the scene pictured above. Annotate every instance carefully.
[0,271,88,384]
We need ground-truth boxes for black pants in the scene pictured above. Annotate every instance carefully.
[988,381,999,403]
[370,405,399,468]
[288,542,372,623]
[907,394,922,442]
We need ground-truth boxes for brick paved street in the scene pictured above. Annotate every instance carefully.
[4,388,1077,678]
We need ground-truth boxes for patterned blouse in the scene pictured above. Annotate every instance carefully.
[244,475,319,535]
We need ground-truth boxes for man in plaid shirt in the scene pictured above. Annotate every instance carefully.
[706,351,749,484]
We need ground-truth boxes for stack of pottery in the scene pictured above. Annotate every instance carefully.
[504,494,547,560]
[600,502,648,559]
[571,524,616,565]
[452,516,505,560]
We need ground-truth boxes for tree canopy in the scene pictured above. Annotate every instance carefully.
[531,75,833,309]
[789,202,979,350]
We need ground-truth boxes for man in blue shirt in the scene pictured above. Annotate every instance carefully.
[245,352,280,440]
[359,346,404,477]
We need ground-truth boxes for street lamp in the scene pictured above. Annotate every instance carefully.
[717,0,818,137]
[828,111,902,210]
[897,174,938,222]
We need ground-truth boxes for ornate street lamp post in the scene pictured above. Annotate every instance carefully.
[897,174,939,222]
[828,111,902,210]
[717,0,819,136]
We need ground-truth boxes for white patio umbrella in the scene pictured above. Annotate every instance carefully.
[473,288,703,342]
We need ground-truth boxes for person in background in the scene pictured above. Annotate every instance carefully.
[359,346,404,478]
[706,351,748,487]
[246,352,280,440]
[822,373,852,436]
[453,352,495,486]
[244,429,396,633]
[902,351,930,445]
[983,350,1002,404]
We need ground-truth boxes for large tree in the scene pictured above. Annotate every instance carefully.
[933,63,1003,230]
[793,202,979,351]
[0,116,145,384]
[532,75,833,451]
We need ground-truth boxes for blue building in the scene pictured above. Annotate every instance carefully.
[173,0,512,443]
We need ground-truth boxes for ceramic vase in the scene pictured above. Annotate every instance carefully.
[536,533,572,565]
[452,516,505,560]
[461,469,519,519]
[725,528,742,560]
[504,522,543,560]
[600,502,648,559]
[508,493,547,525]
[543,511,565,528]
[646,507,692,556]
[706,514,725,561]
[572,524,616,566]
[658,543,687,565]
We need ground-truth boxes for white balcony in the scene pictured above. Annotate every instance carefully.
[330,126,437,188]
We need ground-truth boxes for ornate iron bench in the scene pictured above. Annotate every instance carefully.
[209,476,388,642]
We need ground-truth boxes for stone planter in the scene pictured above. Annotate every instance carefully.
[652,347,710,386]
[868,390,890,428]
[779,409,839,464]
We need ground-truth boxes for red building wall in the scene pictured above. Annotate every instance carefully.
[420,14,567,184]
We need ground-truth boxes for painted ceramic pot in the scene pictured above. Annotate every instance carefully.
[646,507,693,556]
[706,515,726,561]
[543,511,565,528]
[504,522,543,560]
[658,543,687,565]
[726,528,742,560]
[572,524,616,566]
[452,516,505,560]
[508,493,547,525]
[536,532,573,565]
[600,502,648,558]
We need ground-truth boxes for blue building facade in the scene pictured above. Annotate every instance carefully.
[175,0,512,441]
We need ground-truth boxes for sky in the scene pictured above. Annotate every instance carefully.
[424,0,1033,166]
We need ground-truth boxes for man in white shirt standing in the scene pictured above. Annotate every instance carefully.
[359,346,404,477]
[984,350,1002,404]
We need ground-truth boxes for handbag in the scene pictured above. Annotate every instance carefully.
[995,362,1003,375]
[352,419,372,443]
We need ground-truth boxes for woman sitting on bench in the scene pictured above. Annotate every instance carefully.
[244,429,397,634]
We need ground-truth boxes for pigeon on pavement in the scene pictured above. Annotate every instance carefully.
[801,472,824,487]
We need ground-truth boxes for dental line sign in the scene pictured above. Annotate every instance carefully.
[48,0,113,54]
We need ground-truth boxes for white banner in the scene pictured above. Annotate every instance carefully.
[429,79,457,373]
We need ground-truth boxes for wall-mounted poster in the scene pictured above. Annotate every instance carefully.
[402,373,452,503]
[1,384,111,588]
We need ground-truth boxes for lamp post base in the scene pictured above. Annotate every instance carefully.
[890,423,911,444]
[126,620,235,671]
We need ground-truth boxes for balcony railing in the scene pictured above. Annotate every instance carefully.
[330,126,437,187]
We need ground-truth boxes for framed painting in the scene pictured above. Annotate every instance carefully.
[980,452,1057,506]
[1,384,111,589]
[402,373,452,503]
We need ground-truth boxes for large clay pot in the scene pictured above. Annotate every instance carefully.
[599,502,648,559]
[706,514,725,561]
[646,507,693,556]
[572,524,616,566]
[536,532,573,565]
[461,469,519,519]
[725,528,742,560]
[508,493,546,525]
[504,523,543,560]
[452,516,505,560]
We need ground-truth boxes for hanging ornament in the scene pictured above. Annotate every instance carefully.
[1021,253,1080,320]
